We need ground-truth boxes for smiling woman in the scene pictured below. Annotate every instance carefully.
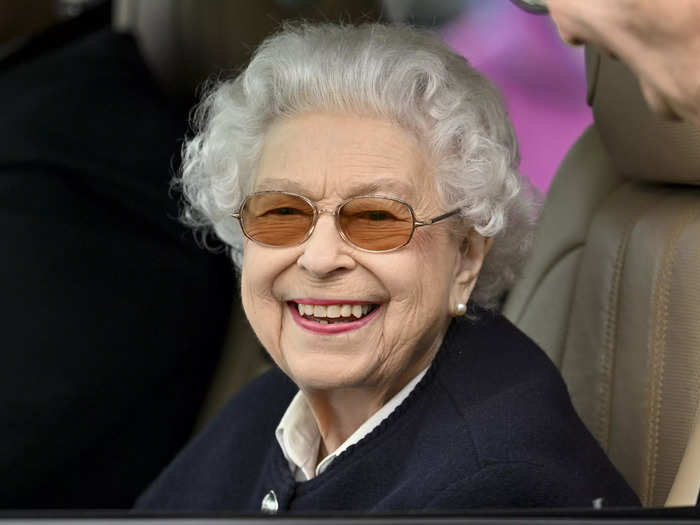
[243,113,469,415]
[135,23,640,512]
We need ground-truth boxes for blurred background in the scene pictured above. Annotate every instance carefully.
[0,0,590,509]
[385,0,590,192]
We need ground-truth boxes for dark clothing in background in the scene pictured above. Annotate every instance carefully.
[0,9,233,508]
[136,313,640,512]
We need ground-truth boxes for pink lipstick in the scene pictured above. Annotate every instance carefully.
[288,301,380,334]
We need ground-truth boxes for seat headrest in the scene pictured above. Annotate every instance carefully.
[113,0,380,102]
[585,46,700,186]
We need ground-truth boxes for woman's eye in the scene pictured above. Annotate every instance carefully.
[264,207,303,216]
[361,210,393,221]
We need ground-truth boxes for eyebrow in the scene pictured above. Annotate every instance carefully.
[254,177,415,199]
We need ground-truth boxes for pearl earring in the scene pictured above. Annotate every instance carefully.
[454,302,467,316]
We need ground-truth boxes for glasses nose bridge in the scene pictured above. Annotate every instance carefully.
[316,207,338,217]
[304,203,348,252]
[311,204,342,235]
[312,203,341,228]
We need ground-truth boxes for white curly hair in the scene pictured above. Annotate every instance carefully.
[177,22,538,309]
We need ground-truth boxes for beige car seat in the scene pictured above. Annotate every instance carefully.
[503,47,700,507]
[112,0,381,432]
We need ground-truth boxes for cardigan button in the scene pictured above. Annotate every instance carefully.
[261,490,279,514]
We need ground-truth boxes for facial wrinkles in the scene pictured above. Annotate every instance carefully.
[332,125,429,201]
[259,112,429,202]
[334,147,414,184]
[246,112,458,400]
[277,275,381,304]
[274,246,436,391]
[255,118,328,199]
[241,251,285,348]
[357,222,453,392]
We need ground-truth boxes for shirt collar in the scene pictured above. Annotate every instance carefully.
[275,366,429,482]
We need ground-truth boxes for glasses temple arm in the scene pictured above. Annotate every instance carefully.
[415,208,461,227]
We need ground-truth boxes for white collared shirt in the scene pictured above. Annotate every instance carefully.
[275,367,429,482]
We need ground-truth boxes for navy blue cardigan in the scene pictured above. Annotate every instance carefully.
[136,312,640,512]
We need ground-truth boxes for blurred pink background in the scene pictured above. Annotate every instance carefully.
[441,1,591,192]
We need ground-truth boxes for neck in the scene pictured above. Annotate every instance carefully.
[306,386,388,458]
[303,349,438,461]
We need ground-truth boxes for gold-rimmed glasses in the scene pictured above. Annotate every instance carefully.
[232,190,461,253]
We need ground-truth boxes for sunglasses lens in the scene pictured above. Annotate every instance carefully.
[339,197,414,251]
[241,193,314,246]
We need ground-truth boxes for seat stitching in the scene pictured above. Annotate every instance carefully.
[644,205,700,506]
[596,192,657,451]
[596,214,630,450]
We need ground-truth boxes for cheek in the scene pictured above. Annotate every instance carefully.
[410,229,457,294]
[383,230,456,325]
[240,245,289,350]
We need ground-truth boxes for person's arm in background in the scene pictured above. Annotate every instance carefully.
[546,0,700,129]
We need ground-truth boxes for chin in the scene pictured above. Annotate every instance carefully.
[287,357,374,392]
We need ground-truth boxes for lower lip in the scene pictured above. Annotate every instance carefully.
[288,302,380,334]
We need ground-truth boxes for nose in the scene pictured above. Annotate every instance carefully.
[296,213,355,278]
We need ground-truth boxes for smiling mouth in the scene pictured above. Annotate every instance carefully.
[289,301,379,324]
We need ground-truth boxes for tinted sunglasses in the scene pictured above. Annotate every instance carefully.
[232,191,460,253]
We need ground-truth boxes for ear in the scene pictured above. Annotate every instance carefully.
[449,230,493,312]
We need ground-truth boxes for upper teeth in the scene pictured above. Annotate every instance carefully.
[297,303,371,319]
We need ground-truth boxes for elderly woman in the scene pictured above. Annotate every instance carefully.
[136,23,638,512]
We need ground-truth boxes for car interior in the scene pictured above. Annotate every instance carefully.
[503,45,700,508]
[115,0,700,511]
[6,0,700,521]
